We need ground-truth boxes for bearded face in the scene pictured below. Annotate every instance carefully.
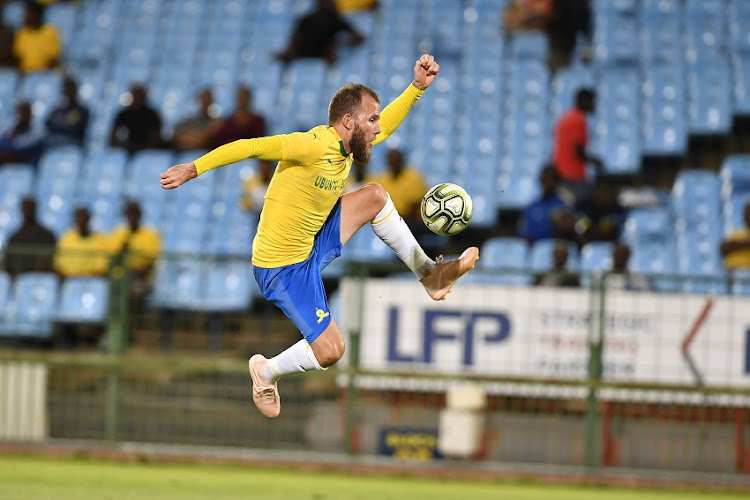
[349,123,371,164]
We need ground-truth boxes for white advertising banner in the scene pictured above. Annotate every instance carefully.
[338,278,750,388]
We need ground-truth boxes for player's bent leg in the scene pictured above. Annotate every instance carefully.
[309,319,345,368]
[339,182,388,245]
[420,246,480,301]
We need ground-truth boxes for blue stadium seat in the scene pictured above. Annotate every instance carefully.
[686,56,733,135]
[0,272,60,338]
[579,241,614,275]
[478,237,531,285]
[346,228,397,263]
[528,239,580,273]
[510,33,548,61]
[621,207,672,246]
[150,257,204,310]
[730,269,750,296]
[0,271,10,312]
[720,155,750,199]
[672,170,721,223]
[17,71,62,122]
[55,276,110,324]
[199,261,254,312]
[731,54,750,117]
[641,65,688,156]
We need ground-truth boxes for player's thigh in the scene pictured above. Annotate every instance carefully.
[339,182,388,245]
[309,318,345,367]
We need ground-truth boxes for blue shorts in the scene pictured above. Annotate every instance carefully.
[252,200,342,344]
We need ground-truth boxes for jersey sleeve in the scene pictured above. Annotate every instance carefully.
[373,84,424,146]
[194,131,327,175]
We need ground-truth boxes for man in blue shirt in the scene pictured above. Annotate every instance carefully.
[519,165,571,243]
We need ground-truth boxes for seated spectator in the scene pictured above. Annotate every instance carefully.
[0,100,45,165]
[211,86,267,148]
[44,75,89,147]
[240,160,274,214]
[335,0,378,12]
[1,196,56,277]
[275,0,364,66]
[0,6,14,67]
[108,200,161,309]
[369,148,428,219]
[552,88,604,204]
[344,159,371,193]
[574,178,625,246]
[720,201,750,270]
[607,242,650,291]
[534,240,580,288]
[54,206,111,278]
[12,1,61,73]
[109,83,163,153]
[171,88,220,151]
[518,165,573,243]
[503,0,554,33]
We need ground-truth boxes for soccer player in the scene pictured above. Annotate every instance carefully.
[160,54,479,418]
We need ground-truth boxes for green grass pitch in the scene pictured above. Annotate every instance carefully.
[0,454,746,500]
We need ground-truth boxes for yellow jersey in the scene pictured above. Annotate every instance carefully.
[109,225,161,272]
[723,228,750,270]
[54,229,111,277]
[194,84,423,268]
[13,25,61,73]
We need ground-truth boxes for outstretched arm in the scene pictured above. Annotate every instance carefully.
[161,132,326,190]
[374,54,440,145]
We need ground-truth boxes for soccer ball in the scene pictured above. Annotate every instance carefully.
[420,183,473,236]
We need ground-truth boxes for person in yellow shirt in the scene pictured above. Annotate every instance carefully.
[12,1,61,73]
[370,148,428,218]
[54,207,110,278]
[109,200,161,284]
[161,54,479,419]
[721,201,750,270]
[240,160,274,214]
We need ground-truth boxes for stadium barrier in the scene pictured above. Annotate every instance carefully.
[1,251,750,479]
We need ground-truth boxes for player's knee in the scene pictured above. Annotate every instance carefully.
[362,182,388,207]
[317,339,345,368]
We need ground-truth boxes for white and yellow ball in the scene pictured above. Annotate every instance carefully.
[420,183,473,236]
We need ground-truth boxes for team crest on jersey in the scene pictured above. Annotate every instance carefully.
[315,308,330,323]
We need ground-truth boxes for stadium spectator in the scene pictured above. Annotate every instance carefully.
[552,88,603,204]
[534,240,579,288]
[109,83,163,153]
[0,100,45,165]
[334,0,378,13]
[573,178,625,246]
[54,206,110,278]
[545,0,592,72]
[518,165,573,243]
[12,1,61,73]
[344,159,370,193]
[0,4,14,67]
[606,242,650,291]
[240,160,274,215]
[44,75,89,147]
[1,196,56,277]
[171,88,220,151]
[720,201,750,270]
[503,0,554,33]
[275,0,364,66]
[369,148,428,219]
[211,86,267,149]
[108,200,161,307]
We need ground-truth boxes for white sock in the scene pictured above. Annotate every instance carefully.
[371,194,435,279]
[263,339,324,383]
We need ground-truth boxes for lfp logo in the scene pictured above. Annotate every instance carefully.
[387,308,511,366]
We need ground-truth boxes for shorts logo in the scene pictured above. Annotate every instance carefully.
[315,308,330,324]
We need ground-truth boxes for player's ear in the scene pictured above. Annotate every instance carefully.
[341,113,354,131]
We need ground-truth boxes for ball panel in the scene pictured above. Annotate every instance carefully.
[420,182,473,236]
